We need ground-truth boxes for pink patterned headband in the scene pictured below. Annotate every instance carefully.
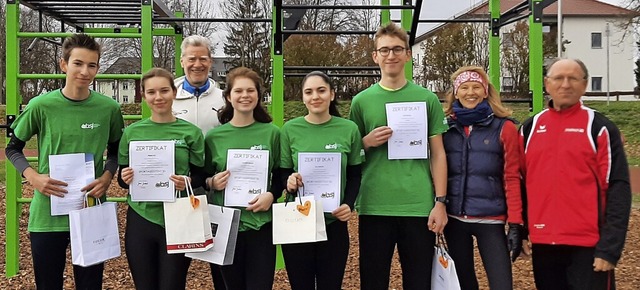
[453,71,488,95]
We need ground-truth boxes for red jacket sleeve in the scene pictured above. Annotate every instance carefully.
[501,120,523,225]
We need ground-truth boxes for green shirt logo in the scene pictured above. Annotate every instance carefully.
[81,123,101,129]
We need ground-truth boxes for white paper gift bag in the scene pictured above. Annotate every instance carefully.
[69,195,121,267]
[272,195,327,244]
[186,204,241,265]
[431,234,461,290]
[163,177,213,254]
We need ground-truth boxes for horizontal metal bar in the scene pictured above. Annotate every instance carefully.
[418,19,490,23]
[17,198,32,203]
[124,115,143,120]
[283,30,376,35]
[18,32,142,38]
[155,17,271,23]
[284,66,380,71]
[282,5,413,9]
[26,157,37,162]
[285,73,380,77]
[17,197,128,203]
[19,74,142,80]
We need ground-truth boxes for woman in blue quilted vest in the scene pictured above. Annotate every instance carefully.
[442,66,525,290]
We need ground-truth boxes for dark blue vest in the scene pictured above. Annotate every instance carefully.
[443,116,508,217]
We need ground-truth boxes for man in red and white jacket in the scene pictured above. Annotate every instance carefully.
[519,58,631,290]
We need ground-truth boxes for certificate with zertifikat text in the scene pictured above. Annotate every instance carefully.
[224,149,269,207]
[385,102,428,159]
[129,141,175,202]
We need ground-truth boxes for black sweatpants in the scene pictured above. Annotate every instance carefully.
[282,220,350,290]
[125,207,191,290]
[220,223,276,290]
[444,218,513,290]
[358,215,436,290]
[30,231,104,290]
[532,244,616,290]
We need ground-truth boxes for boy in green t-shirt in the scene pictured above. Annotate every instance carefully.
[5,34,124,289]
[348,23,448,289]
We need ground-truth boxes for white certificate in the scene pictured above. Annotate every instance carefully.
[49,153,95,216]
[385,102,428,159]
[298,152,341,212]
[224,149,269,207]
[129,141,175,202]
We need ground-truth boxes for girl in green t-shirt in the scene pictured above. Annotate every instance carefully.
[117,68,206,290]
[203,67,284,290]
[280,71,364,290]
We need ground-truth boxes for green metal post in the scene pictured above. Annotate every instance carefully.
[141,0,153,118]
[174,11,184,77]
[489,0,501,91]
[401,3,413,80]
[5,0,21,278]
[271,2,284,127]
[529,0,544,113]
[381,0,391,25]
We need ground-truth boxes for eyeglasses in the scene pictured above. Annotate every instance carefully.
[374,46,407,56]
[183,56,211,64]
[546,75,586,84]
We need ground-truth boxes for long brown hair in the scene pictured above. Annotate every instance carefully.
[444,66,512,118]
[218,67,272,124]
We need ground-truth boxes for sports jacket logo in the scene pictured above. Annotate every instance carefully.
[81,123,101,129]
[536,125,547,133]
[173,109,188,116]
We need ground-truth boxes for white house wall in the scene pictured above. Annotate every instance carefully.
[562,17,635,92]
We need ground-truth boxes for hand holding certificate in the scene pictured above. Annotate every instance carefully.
[298,153,341,212]
[385,102,428,159]
[224,149,269,207]
[49,153,95,216]
[129,141,175,202]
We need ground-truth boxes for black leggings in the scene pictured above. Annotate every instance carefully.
[125,207,191,290]
[30,231,104,290]
[282,220,350,290]
[358,215,435,290]
[220,223,276,290]
[444,218,513,290]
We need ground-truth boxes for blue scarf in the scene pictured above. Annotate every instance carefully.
[182,79,211,97]
[452,100,493,126]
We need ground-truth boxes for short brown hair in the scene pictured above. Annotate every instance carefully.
[374,22,410,49]
[62,34,101,62]
[141,68,177,93]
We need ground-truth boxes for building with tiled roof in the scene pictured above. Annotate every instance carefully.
[413,0,638,93]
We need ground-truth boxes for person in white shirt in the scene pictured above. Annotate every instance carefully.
[173,35,225,136]
[172,35,227,290]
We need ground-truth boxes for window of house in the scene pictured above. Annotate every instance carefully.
[122,82,129,90]
[591,77,602,92]
[123,95,129,103]
[502,77,514,92]
[502,32,513,48]
[591,32,602,49]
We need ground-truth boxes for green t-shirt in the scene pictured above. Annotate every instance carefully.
[280,116,364,223]
[204,122,281,232]
[349,82,448,216]
[118,118,205,227]
[11,89,124,232]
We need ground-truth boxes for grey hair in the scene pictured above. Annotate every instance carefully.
[546,58,589,80]
[180,35,212,57]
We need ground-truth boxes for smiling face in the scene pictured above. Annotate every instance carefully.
[545,59,588,110]
[455,81,488,109]
[180,45,212,87]
[227,77,259,115]
[302,75,334,116]
[60,47,100,90]
[372,35,411,78]
[143,76,177,116]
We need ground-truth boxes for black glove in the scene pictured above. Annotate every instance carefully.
[507,223,525,262]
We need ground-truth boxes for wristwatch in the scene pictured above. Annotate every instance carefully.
[434,196,447,204]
